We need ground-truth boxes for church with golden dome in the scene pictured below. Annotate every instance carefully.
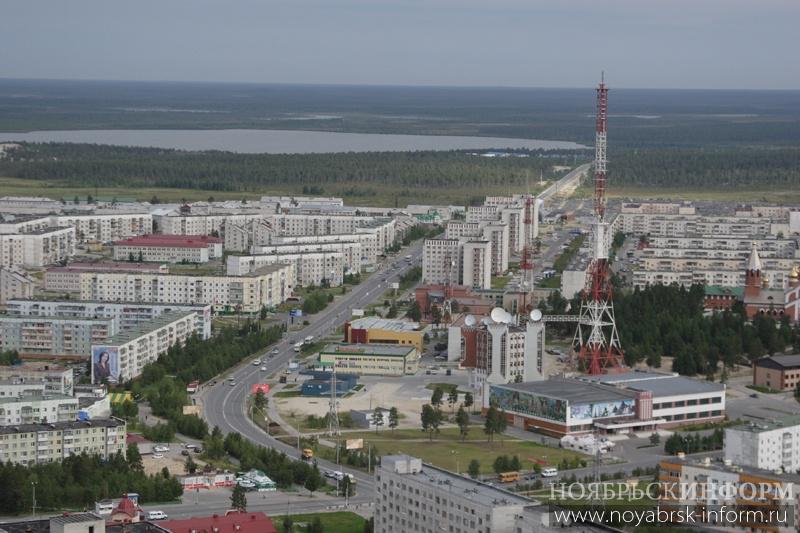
[742,242,800,322]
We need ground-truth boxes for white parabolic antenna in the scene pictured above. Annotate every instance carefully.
[530,309,543,322]
[490,307,506,323]
[481,317,493,326]
[464,314,476,327]
[502,310,513,324]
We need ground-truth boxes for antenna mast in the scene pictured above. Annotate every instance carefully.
[327,365,341,436]
[573,74,625,375]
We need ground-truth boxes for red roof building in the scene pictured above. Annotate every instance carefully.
[112,235,223,263]
[113,235,222,249]
[160,511,277,533]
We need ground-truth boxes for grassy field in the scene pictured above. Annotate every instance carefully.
[285,512,366,533]
[572,184,800,204]
[321,427,586,474]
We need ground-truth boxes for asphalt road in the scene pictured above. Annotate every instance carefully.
[198,240,425,506]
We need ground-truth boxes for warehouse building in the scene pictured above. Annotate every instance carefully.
[343,316,424,353]
[318,343,419,376]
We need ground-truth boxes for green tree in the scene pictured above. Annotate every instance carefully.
[430,386,444,409]
[307,516,324,533]
[406,300,422,321]
[184,455,198,474]
[447,388,458,412]
[431,305,442,325]
[371,407,385,433]
[127,442,143,472]
[260,306,268,320]
[463,392,474,410]
[254,390,267,412]
[230,483,247,511]
[363,517,374,533]
[388,407,399,432]
[282,516,294,533]
[304,466,321,497]
[650,432,661,445]
[467,459,481,479]
[421,404,442,441]
[455,406,470,441]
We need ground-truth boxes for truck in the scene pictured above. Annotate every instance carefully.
[405,254,413,262]
[293,342,304,352]
[304,335,314,344]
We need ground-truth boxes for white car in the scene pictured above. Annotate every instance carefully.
[272,348,280,354]
[252,359,261,366]
[152,453,164,459]
[260,366,267,371]
[153,445,169,453]
[541,468,559,478]
[147,511,168,521]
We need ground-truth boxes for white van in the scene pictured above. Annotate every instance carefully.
[541,468,558,478]
[147,510,168,520]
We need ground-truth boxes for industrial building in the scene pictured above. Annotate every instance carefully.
[318,343,419,376]
[0,418,126,466]
[486,371,725,437]
[77,263,294,312]
[91,311,195,383]
[725,415,800,473]
[374,455,533,533]
[343,316,424,353]
[112,234,223,263]
[6,299,212,339]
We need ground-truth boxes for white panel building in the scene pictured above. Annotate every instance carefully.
[51,213,152,242]
[725,416,800,472]
[227,251,345,287]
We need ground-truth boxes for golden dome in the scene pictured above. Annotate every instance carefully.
[790,265,800,279]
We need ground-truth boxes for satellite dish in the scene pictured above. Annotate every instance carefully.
[530,309,543,322]
[464,315,476,327]
[481,318,493,326]
[500,310,513,324]
[490,307,506,323]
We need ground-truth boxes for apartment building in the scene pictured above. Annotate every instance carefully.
[632,268,792,290]
[224,219,277,252]
[5,299,212,339]
[226,251,345,287]
[0,379,46,399]
[619,213,777,237]
[270,233,378,265]
[78,263,294,312]
[247,241,362,273]
[422,239,461,285]
[93,311,195,383]
[482,222,509,275]
[0,215,53,234]
[752,354,800,391]
[44,262,169,293]
[465,205,499,224]
[0,394,79,425]
[0,363,74,395]
[0,268,34,304]
[112,234,223,263]
[461,241,492,290]
[0,315,116,357]
[52,213,152,242]
[157,212,266,237]
[0,227,76,268]
[725,416,800,473]
[0,418,126,466]
[620,201,695,215]
[644,236,796,255]
[374,455,531,533]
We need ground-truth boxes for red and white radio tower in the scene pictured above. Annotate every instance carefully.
[573,74,625,375]
[520,194,535,310]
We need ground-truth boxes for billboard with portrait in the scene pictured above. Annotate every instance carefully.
[569,399,635,421]
[92,346,120,384]
[489,386,567,422]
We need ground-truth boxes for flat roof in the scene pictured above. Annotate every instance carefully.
[581,370,678,384]
[114,234,221,248]
[728,415,800,434]
[0,418,124,435]
[0,393,75,404]
[381,455,531,508]
[49,513,104,525]
[6,298,211,310]
[661,457,800,484]
[349,316,420,333]
[623,376,725,398]
[98,310,194,345]
[320,343,416,357]
[754,354,800,369]
[47,262,167,273]
[495,379,637,404]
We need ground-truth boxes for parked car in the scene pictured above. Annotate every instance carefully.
[260,366,267,371]
[147,511,168,521]
[152,453,164,459]
[153,445,169,453]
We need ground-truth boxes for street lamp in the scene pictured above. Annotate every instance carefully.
[31,481,37,520]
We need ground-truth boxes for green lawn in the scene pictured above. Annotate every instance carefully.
[491,275,511,289]
[323,427,586,474]
[285,512,366,533]
[274,390,304,398]
[424,383,471,395]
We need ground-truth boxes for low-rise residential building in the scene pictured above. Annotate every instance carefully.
[343,317,424,352]
[6,299,212,339]
[227,250,345,287]
[0,418,126,466]
[45,262,169,293]
[91,311,195,383]
[0,379,46,398]
[318,343,419,376]
[0,393,79,425]
[0,363,74,395]
[725,415,800,473]
[0,315,116,358]
[0,267,34,304]
[78,263,294,312]
[112,234,223,263]
[752,354,800,391]
[374,455,532,533]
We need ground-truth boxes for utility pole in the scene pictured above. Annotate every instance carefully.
[31,481,37,520]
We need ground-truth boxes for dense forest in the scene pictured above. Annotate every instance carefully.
[2,142,799,196]
[0,447,182,514]
[0,143,581,194]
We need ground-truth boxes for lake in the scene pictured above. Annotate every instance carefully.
[0,129,585,154]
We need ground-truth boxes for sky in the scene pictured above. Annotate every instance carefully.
[1,0,798,90]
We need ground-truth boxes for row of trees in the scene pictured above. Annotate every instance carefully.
[664,429,725,455]
[0,349,21,366]
[0,445,182,514]
[302,290,335,314]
